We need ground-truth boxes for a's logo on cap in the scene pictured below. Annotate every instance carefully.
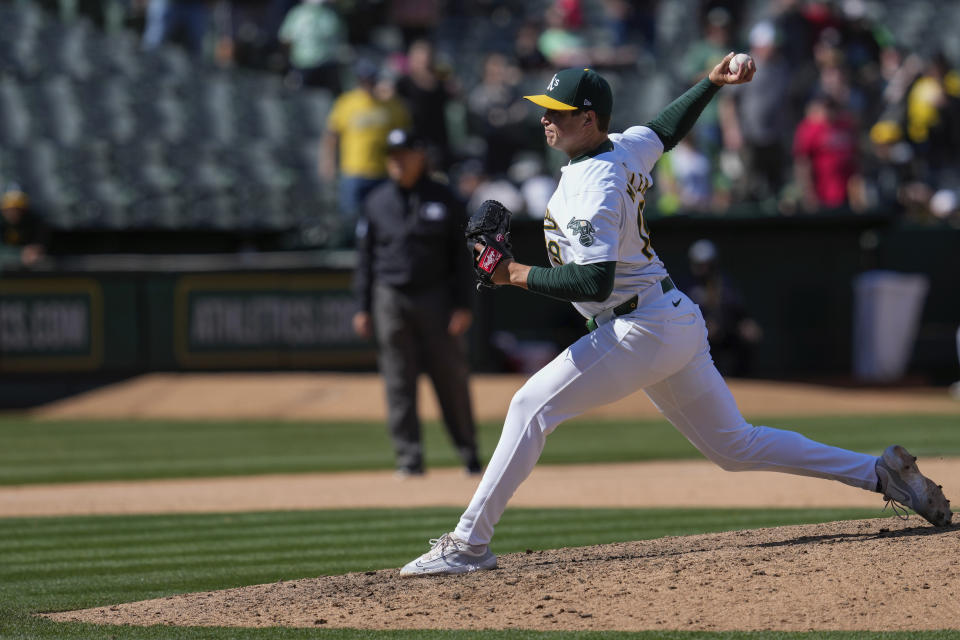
[583,98,592,106]
[547,74,559,91]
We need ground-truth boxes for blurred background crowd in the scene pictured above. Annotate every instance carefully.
[2,0,959,393]
[2,0,960,261]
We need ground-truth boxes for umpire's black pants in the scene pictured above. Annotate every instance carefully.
[372,282,478,472]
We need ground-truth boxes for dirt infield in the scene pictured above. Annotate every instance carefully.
[46,518,960,632]
[33,373,960,421]
[4,458,959,517]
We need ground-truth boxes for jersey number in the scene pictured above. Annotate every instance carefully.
[625,170,653,260]
[636,199,653,259]
[547,240,564,265]
[544,209,564,265]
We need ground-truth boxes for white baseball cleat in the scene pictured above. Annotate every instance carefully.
[876,445,953,527]
[399,533,497,576]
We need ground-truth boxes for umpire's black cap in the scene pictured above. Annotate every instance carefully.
[385,128,427,152]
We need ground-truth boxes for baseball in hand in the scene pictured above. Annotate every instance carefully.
[729,53,752,73]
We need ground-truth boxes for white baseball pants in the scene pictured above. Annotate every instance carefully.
[454,289,879,546]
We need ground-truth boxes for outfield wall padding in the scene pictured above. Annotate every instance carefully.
[1,215,957,382]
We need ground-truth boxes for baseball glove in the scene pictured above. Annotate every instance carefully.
[465,199,513,289]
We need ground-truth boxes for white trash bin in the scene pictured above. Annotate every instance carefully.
[853,270,929,383]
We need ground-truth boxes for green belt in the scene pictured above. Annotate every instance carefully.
[586,277,676,331]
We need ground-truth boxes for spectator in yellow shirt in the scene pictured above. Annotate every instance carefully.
[905,53,960,183]
[321,59,411,246]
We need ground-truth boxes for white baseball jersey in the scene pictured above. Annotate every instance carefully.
[542,125,669,319]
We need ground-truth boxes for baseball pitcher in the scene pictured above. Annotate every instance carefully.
[400,54,952,576]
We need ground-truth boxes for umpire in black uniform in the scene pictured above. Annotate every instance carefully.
[352,128,481,477]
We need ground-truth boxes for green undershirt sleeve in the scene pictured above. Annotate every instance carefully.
[526,261,616,303]
[644,76,721,152]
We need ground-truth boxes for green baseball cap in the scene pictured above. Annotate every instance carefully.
[524,68,613,115]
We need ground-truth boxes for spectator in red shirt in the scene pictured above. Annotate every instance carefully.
[792,94,861,211]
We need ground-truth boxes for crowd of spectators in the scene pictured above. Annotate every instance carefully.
[19,0,960,231]
[265,0,960,226]
[667,0,960,223]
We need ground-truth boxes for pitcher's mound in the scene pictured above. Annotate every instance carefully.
[46,518,958,632]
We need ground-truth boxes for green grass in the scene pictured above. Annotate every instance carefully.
[2,505,926,640]
[6,617,959,640]
[2,412,959,639]
[0,507,883,613]
[1,414,958,485]
[3,619,958,640]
